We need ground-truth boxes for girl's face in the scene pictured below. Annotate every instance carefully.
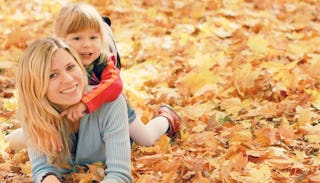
[65,28,102,68]
[46,48,84,110]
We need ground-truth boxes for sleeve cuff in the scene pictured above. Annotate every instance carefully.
[33,169,61,183]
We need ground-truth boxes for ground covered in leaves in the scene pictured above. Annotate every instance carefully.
[0,0,320,182]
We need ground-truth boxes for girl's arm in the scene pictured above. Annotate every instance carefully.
[82,58,123,113]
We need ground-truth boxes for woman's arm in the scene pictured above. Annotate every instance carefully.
[27,146,62,183]
[42,175,61,183]
[99,95,132,183]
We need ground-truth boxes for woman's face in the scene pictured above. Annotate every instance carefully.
[46,48,84,110]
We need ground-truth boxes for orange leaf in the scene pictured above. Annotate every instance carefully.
[278,124,295,146]
[229,152,248,170]
[253,127,277,147]
[136,174,159,183]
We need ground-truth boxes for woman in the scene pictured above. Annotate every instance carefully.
[16,37,132,183]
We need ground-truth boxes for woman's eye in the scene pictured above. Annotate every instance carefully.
[49,73,57,79]
[67,64,76,71]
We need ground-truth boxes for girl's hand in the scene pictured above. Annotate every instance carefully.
[60,102,87,122]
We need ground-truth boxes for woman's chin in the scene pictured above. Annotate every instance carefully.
[55,97,82,110]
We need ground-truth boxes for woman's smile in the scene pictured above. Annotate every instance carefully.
[60,84,78,94]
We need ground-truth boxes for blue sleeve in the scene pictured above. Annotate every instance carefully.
[99,95,132,183]
[27,146,62,183]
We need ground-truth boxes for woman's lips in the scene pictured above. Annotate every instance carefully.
[60,85,77,94]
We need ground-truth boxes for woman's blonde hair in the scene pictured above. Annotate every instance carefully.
[16,37,87,167]
[55,3,116,64]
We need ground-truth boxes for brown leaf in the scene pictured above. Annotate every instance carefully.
[87,163,105,181]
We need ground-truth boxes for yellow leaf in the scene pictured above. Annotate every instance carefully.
[177,70,218,95]
[230,129,252,145]
[297,124,320,135]
[180,102,216,121]
[194,84,217,97]
[288,42,311,60]
[180,129,190,143]
[0,117,8,123]
[247,35,270,55]
[135,154,164,167]
[92,161,105,168]
[0,132,9,152]
[305,134,319,143]
[285,60,299,70]
[234,63,261,96]
[248,164,272,182]
[0,162,11,172]
[188,52,217,69]
[286,32,304,40]
[146,7,157,20]
[192,123,207,133]
[295,106,312,126]
[187,132,219,151]
[154,136,171,153]
[3,97,17,111]
[274,69,295,89]
[20,161,32,175]
[213,17,240,38]
[0,61,15,69]
[12,150,28,163]
[220,97,242,116]
[138,136,171,154]
[179,32,191,46]
[307,89,320,110]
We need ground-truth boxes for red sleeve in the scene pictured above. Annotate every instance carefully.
[81,58,123,113]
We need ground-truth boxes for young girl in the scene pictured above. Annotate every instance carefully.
[17,37,131,182]
[55,3,181,146]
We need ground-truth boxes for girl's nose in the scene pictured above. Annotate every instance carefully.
[82,39,92,47]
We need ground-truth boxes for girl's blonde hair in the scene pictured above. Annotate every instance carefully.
[16,37,87,167]
[55,3,116,64]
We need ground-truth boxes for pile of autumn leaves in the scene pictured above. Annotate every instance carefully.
[1,0,320,182]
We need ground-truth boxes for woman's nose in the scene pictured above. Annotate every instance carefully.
[61,72,74,82]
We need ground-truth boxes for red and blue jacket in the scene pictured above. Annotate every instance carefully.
[82,55,122,113]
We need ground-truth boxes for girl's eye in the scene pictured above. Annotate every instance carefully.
[67,64,76,71]
[73,37,80,40]
[49,73,57,79]
[91,36,98,40]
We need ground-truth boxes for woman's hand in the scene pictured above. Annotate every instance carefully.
[60,102,87,122]
[42,175,61,183]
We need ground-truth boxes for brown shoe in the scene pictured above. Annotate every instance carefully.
[158,104,181,138]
